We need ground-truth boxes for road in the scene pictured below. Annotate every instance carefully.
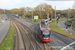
[9,14,75,50]
[0,14,10,44]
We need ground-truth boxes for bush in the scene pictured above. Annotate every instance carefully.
[66,21,71,26]
[66,19,75,26]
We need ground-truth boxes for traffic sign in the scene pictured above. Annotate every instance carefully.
[36,16,38,19]
[64,26,66,28]
[34,16,38,19]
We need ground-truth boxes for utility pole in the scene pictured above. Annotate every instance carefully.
[32,9,33,21]
[55,6,56,25]
[67,9,69,21]
[51,13,52,20]
[40,10,41,20]
[73,0,75,18]
[39,6,41,20]
[24,7,25,18]
[47,12,49,27]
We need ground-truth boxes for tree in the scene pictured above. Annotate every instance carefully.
[71,9,75,18]
[34,3,53,19]
[10,8,19,14]
[10,3,53,19]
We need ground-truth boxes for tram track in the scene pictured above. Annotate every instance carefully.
[12,22,25,50]
[12,22,19,50]
[16,21,46,50]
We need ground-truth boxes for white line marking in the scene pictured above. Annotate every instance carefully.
[60,41,75,50]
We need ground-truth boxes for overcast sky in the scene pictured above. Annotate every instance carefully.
[0,0,74,10]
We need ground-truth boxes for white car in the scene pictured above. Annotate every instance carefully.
[1,20,4,23]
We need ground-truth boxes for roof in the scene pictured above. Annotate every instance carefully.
[41,24,48,28]
[40,24,50,31]
[40,20,51,31]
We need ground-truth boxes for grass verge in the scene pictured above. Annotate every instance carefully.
[0,14,2,16]
[26,20,37,25]
[0,19,1,21]
[50,27,75,39]
[36,20,41,22]
[0,24,14,50]
[21,17,25,19]
[50,20,62,26]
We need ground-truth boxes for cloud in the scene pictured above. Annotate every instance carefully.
[64,1,73,5]
[0,0,9,5]
[15,0,23,3]
[0,0,74,10]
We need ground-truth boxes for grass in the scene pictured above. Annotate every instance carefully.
[26,20,37,25]
[50,20,62,26]
[50,27,75,39]
[21,17,25,19]
[0,14,2,16]
[19,16,25,19]
[0,19,1,21]
[52,19,55,22]
[52,48,55,50]
[36,20,41,22]
[0,24,14,50]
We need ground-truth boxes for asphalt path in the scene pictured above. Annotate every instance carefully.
[9,14,75,50]
[0,14,10,44]
[58,21,75,36]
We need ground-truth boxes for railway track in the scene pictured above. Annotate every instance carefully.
[16,21,46,50]
[12,22,25,50]
[8,15,47,50]
[12,22,19,50]
[16,22,43,50]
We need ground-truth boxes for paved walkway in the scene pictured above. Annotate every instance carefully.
[0,14,10,44]
[58,21,75,36]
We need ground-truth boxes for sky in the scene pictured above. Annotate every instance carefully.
[0,0,74,10]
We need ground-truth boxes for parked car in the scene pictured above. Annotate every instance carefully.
[1,20,4,23]
[5,18,8,20]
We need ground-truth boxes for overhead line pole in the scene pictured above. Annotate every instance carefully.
[24,7,25,18]
[47,12,49,27]
[55,6,56,25]
[32,8,33,21]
